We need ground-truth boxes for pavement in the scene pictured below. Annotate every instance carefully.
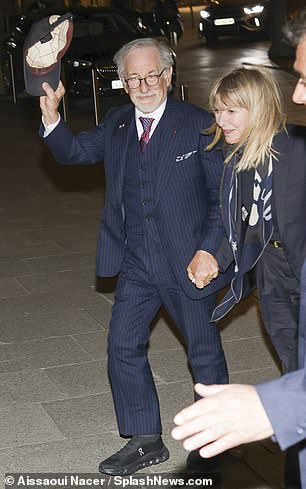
[0,12,305,489]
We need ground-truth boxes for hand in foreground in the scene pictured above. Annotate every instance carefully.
[187,250,219,289]
[40,81,65,126]
[172,383,274,458]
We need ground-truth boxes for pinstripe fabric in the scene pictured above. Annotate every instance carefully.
[108,243,228,436]
[42,96,231,435]
[42,96,233,298]
[106,124,228,435]
[122,121,160,251]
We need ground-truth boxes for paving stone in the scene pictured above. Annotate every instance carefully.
[223,336,280,374]
[0,369,68,407]
[43,360,110,397]
[20,225,89,243]
[230,366,281,384]
[41,393,117,437]
[0,242,64,260]
[83,301,114,327]
[0,259,35,279]
[0,309,101,342]
[0,336,92,373]
[149,348,192,384]
[71,331,108,360]
[0,277,28,299]
[0,287,103,320]
[0,403,65,449]
[16,269,96,294]
[23,252,95,274]
[219,295,266,341]
[0,434,107,475]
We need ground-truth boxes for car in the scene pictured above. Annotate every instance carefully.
[198,0,270,45]
[1,6,166,97]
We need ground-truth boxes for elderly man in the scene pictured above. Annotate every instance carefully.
[39,37,233,476]
[172,10,306,488]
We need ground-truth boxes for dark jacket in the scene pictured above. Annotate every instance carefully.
[41,96,233,300]
[213,124,306,320]
[256,258,306,488]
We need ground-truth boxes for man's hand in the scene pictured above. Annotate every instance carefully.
[172,383,274,458]
[40,81,65,126]
[187,250,219,288]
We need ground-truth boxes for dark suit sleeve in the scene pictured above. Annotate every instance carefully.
[197,141,227,257]
[256,369,306,450]
[215,237,234,272]
[40,115,109,166]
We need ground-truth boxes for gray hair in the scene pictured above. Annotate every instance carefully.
[113,37,174,78]
[283,8,306,46]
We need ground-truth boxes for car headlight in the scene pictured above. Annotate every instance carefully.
[137,17,147,30]
[7,40,17,48]
[66,59,92,68]
[200,10,211,19]
[243,5,264,15]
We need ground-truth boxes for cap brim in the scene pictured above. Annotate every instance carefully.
[24,60,61,96]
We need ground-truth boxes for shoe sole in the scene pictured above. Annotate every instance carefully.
[99,446,170,476]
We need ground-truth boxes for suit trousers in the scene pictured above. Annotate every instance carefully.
[256,244,300,373]
[107,241,229,437]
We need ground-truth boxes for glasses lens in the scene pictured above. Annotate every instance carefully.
[126,69,164,89]
[146,75,159,86]
[127,78,140,89]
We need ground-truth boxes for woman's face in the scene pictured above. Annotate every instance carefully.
[213,103,250,144]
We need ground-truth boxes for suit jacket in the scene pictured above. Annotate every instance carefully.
[41,95,233,300]
[212,125,306,320]
[256,258,306,488]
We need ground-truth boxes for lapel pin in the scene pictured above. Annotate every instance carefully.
[119,124,126,129]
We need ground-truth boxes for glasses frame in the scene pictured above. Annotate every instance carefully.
[124,68,166,89]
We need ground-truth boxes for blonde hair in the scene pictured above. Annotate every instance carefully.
[205,67,286,171]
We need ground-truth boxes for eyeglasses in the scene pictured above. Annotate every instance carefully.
[124,68,166,89]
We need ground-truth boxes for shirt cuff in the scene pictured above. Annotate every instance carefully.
[42,115,61,137]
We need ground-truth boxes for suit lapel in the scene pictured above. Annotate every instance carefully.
[154,98,187,205]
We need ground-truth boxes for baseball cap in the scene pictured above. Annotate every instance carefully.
[23,12,73,96]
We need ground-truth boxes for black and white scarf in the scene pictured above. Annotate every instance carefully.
[212,154,274,322]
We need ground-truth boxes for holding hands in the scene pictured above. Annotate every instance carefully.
[187,250,219,289]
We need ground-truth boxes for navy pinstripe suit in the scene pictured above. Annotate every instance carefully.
[42,95,233,436]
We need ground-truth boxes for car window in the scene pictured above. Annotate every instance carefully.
[210,0,268,5]
[108,14,139,33]
[73,12,139,38]
[101,17,119,33]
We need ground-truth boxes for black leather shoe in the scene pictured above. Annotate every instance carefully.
[99,436,169,476]
[186,449,228,472]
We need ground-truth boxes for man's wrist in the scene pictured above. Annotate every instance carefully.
[42,113,60,128]
[42,114,61,137]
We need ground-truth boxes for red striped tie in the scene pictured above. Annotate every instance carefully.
[139,117,154,152]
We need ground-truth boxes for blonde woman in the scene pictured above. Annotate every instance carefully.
[206,67,306,373]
